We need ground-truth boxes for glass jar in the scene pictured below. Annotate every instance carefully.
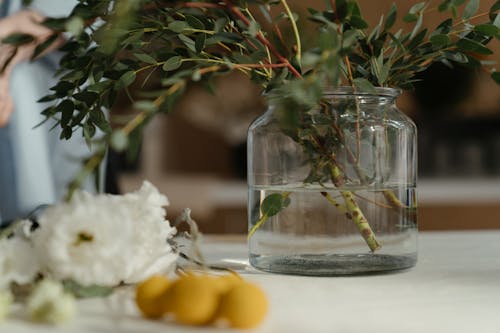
[247,87,417,275]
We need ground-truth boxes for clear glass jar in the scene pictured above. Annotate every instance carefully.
[247,87,417,275]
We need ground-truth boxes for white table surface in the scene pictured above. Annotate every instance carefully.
[5,231,500,333]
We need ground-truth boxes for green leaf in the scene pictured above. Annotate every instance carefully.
[2,33,34,45]
[32,34,59,60]
[51,80,75,95]
[73,91,99,106]
[410,13,423,39]
[456,38,493,55]
[261,193,291,217]
[87,81,112,93]
[248,21,260,37]
[342,30,361,49]
[59,100,75,126]
[90,110,111,133]
[491,0,500,13]
[178,34,196,52]
[494,13,500,29]
[195,34,206,53]
[385,4,397,30]
[353,77,376,93]
[408,28,428,49]
[162,56,182,72]
[83,122,96,142]
[41,17,67,30]
[121,31,144,46]
[435,18,453,34]
[350,15,368,29]
[65,16,85,36]
[214,18,228,32]
[60,126,73,140]
[492,71,500,84]
[186,15,205,30]
[63,280,114,298]
[403,13,418,22]
[348,1,362,17]
[335,0,349,21]
[408,2,426,15]
[438,1,451,12]
[134,53,157,64]
[38,94,57,103]
[168,21,188,33]
[60,70,85,81]
[430,34,450,48]
[115,71,136,89]
[463,0,479,20]
[474,24,500,37]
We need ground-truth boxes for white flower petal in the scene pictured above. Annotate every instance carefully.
[32,181,178,287]
[0,236,40,288]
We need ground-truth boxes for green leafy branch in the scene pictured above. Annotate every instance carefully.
[248,192,291,239]
[3,0,499,251]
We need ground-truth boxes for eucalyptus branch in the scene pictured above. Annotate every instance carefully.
[222,0,302,78]
[65,149,105,201]
[16,0,498,255]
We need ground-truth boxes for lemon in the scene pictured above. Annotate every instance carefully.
[162,274,219,325]
[135,275,171,318]
[217,282,268,329]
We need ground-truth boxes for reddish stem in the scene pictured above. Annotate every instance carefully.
[273,24,287,49]
[183,2,224,9]
[241,63,289,68]
[222,0,302,79]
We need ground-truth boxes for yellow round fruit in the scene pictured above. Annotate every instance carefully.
[135,275,171,318]
[162,274,220,326]
[212,273,243,294]
[217,282,268,329]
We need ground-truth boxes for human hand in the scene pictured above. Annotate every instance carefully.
[0,64,14,126]
[0,10,63,127]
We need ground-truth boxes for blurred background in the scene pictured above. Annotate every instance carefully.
[110,0,500,233]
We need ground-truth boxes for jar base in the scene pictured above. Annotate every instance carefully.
[250,253,417,276]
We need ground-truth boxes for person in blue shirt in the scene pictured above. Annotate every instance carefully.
[0,0,98,224]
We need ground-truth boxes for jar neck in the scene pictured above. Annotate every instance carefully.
[267,86,400,106]
[322,86,401,106]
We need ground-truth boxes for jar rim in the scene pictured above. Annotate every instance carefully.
[323,86,401,98]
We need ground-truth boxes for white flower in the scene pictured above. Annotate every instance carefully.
[0,224,40,289]
[118,182,178,282]
[0,289,13,322]
[27,279,76,324]
[31,181,177,286]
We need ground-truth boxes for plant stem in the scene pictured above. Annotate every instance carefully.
[343,56,362,163]
[222,0,302,78]
[330,112,407,210]
[65,149,105,201]
[340,190,381,252]
[183,2,224,9]
[248,213,268,239]
[308,130,381,251]
[320,192,349,215]
[330,166,381,252]
[280,0,301,62]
